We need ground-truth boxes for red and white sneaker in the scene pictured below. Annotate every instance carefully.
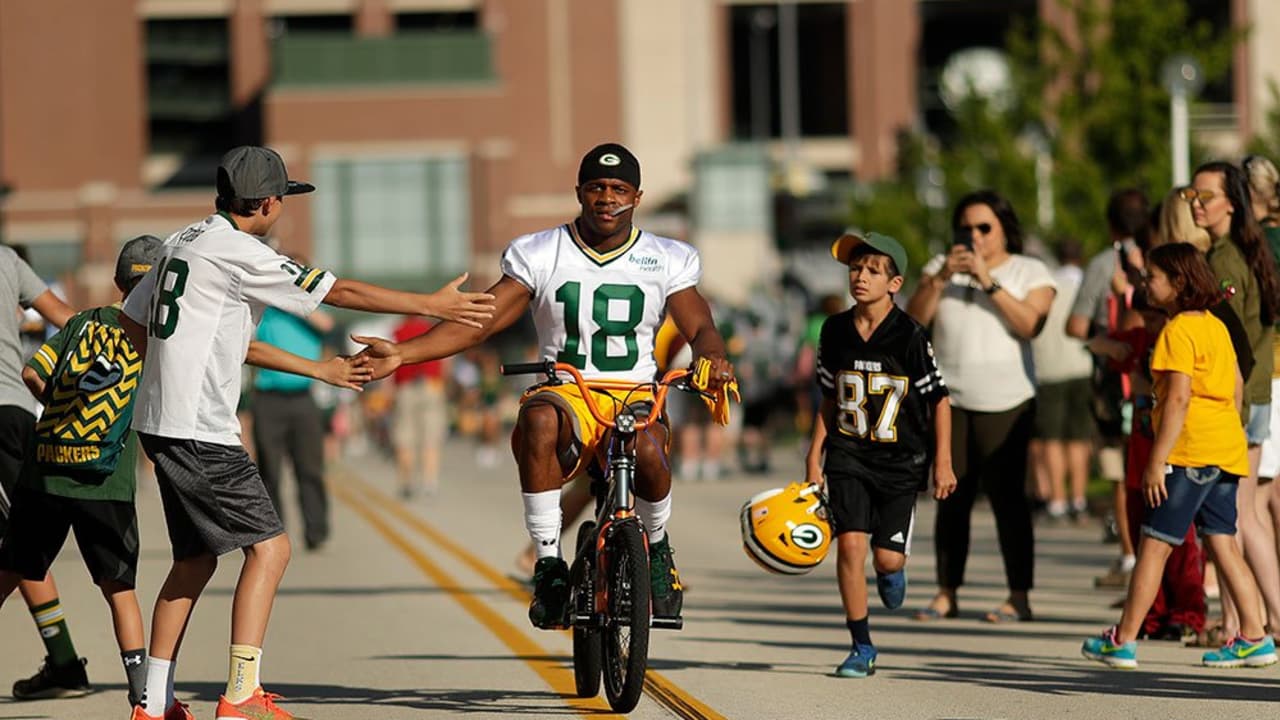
[215,687,293,719]
[129,701,195,720]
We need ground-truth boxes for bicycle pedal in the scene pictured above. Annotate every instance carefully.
[651,616,684,630]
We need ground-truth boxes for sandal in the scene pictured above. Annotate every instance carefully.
[913,603,959,621]
[983,605,1032,623]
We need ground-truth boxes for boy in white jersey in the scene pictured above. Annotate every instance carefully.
[119,146,495,720]
[353,143,736,628]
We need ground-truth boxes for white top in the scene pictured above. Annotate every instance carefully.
[501,223,701,384]
[921,253,1057,412]
[1031,264,1094,383]
[123,214,336,444]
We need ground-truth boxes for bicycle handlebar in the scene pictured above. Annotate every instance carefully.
[499,360,696,431]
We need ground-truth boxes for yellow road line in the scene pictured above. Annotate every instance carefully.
[333,482,614,717]
[344,472,727,720]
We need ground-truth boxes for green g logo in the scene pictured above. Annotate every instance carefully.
[790,523,825,550]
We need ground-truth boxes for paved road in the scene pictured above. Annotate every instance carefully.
[2,439,1276,719]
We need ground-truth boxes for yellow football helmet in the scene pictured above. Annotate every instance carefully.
[740,482,831,575]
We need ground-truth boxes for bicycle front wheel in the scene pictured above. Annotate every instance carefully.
[602,520,650,712]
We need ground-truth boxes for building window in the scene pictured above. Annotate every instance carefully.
[693,147,773,234]
[145,18,233,157]
[729,3,848,140]
[268,14,354,36]
[396,11,479,31]
[311,156,470,284]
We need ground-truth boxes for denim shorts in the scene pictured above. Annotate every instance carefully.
[1142,465,1238,546]
[1246,403,1271,446]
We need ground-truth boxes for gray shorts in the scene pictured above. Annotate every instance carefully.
[138,433,283,560]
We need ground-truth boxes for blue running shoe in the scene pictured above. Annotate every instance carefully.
[876,569,907,610]
[1081,627,1138,669]
[835,643,877,678]
[1202,635,1278,668]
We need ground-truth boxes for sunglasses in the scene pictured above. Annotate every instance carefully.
[1177,187,1219,204]
[957,222,993,235]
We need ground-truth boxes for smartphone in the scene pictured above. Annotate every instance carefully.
[953,228,974,250]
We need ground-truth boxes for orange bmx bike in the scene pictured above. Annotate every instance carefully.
[500,360,704,713]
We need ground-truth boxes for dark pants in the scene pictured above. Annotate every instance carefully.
[252,390,329,549]
[0,405,36,524]
[935,400,1035,592]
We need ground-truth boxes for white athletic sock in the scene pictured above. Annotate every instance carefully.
[523,490,563,560]
[141,656,171,715]
[636,491,672,544]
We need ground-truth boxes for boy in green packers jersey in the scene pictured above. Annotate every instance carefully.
[0,235,165,709]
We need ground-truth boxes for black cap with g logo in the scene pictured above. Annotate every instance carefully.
[578,143,641,190]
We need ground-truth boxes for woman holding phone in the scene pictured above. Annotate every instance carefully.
[907,190,1057,623]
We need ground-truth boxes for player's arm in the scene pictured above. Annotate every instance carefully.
[805,398,833,487]
[667,287,733,391]
[323,273,496,329]
[29,289,74,329]
[931,396,957,500]
[354,276,532,380]
[244,341,372,392]
[22,322,73,400]
[120,314,148,358]
[21,366,45,399]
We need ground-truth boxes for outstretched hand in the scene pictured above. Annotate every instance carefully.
[351,335,403,381]
[316,354,374,391]
[428,273,497,329]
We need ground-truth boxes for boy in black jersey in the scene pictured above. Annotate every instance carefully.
[804,231,957,678]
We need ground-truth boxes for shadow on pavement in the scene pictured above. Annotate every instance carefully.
[178,681,609,715]
[678,637,1279,702]
[201,585,509,598]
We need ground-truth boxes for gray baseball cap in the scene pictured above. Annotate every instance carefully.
[216,146,315,200]
[115,235,165,288]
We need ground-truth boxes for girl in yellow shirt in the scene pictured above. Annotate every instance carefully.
[1083,242,1277,669]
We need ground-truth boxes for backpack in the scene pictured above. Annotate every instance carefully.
[33,308,141,476]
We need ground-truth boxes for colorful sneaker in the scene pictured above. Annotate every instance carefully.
[835,643,877,678]
[876,569,907,610]
[1202,635,1279,668]
[649,537,684,619]
[128,702,193,720]
[1081,627,1138,669]
[528,557,571,629]
[215,687,293,719]
[11,656,91,699]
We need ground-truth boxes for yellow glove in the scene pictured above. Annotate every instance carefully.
[690,357,740,426]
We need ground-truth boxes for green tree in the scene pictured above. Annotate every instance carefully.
[850,0,1234,270]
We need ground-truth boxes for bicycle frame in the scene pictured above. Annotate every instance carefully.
[501,360,693,628]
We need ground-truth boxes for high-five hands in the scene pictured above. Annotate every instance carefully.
[349,335,402,381]
[316,353,375,392]
[428,273,497,329]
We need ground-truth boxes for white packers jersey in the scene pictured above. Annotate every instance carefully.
[501,223,701,384]
[122,213,336,444]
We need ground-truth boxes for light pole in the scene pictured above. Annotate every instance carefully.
[1162,55,1204,186]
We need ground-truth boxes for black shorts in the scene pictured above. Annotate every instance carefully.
[138,433,283,560]
[0,406,37,531]
[825,471,917,554]
[0,486,139,586]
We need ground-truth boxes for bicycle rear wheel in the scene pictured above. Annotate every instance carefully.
[601,520,650,712]
[571,521,601,698]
